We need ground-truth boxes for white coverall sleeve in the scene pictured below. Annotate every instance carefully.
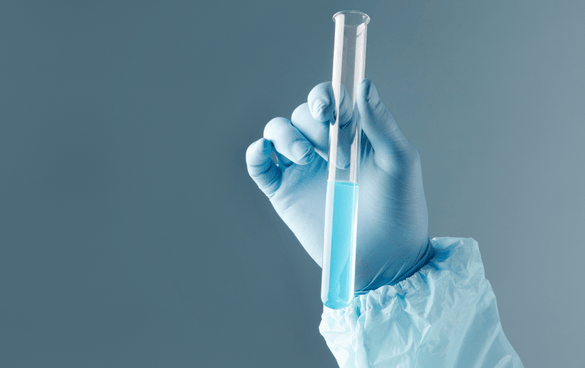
[319,237,524,368]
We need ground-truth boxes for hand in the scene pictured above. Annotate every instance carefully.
[246,80,432,292]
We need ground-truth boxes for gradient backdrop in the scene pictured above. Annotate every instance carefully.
[1,1,584,367]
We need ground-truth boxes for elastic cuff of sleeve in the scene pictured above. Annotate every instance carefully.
[334,237,484,310]
[319,237,525,368]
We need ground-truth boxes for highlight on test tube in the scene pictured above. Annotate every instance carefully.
[321,10,369,310]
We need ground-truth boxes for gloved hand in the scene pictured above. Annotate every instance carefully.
[246,79,432,292]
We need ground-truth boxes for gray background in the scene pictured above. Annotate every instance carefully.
[1,1,583,367]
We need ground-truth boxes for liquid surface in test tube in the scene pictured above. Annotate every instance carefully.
[322,181,359,309]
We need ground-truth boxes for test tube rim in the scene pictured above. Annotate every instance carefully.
[332,10,370,25]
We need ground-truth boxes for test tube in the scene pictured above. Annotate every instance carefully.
[321,10,369,309]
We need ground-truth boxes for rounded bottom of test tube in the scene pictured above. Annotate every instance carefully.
[322,295,351,310]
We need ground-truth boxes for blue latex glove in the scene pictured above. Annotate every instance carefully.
[246,80,432,291]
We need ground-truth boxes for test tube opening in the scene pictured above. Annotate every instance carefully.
[332,10,370,26]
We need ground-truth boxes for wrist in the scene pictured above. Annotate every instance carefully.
[354,237,434,295]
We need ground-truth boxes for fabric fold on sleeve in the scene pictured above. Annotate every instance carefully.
[319,237,524,368]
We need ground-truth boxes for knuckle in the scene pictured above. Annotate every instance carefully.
[310,81,332,98]
[245,140,264,164]
[338,106,354,126]
[263,117,288,138]
[289,138,312,158]
[288,138,302,150]
[313,102,329,121]
[245,143,256,163]
[309,82,333,116]
[291,103,309,122]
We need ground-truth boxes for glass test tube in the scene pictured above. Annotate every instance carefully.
[321,10,369,309]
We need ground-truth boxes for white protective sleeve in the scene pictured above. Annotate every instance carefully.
[319,237,524,368]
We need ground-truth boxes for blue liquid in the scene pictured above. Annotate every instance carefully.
[321,181,359,309]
